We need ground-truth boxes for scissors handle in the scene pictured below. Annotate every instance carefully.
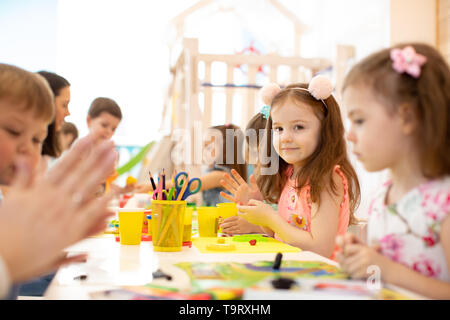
[181,178,202,200]
[174,172,188,188]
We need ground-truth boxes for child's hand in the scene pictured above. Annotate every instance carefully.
[219,216,263,235]
[134,183,153,193]
[237,199,275,226]
[0,136,116,283]
[336,233,388,280]
[220,170,263,205]
[110,183,135,195]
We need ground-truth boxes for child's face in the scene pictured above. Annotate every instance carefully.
[59,132,75,151]
[87,112,120,142]
[271,99,321,168]
[55,86,71,132]
[343,85,409,172]
[0,100,48,185]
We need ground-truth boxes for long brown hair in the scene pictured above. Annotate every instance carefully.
[37,71,70,158]
[257,83,360,225]
[209,124,248,181]
[343,43,450,178]
[245,112,268,165]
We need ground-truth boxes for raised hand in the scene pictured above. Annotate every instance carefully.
[220,169,263,205]
[0,136,117,283]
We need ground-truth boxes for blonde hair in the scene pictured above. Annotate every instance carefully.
[343,43,450,178]
[0,64,55,123]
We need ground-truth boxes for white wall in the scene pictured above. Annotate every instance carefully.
[0,0,58,71]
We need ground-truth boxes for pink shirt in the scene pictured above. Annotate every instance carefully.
[276,165,350,260]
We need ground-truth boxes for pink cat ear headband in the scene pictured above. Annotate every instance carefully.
[390,45,427,78]
[259,75,333,119]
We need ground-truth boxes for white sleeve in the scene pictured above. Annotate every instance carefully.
[0,255,12,299]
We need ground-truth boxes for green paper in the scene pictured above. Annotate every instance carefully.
[116,141,154,176]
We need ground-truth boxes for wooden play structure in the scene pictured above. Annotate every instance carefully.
[138,0,356,191]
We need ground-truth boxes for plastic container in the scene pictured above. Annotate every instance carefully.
[197,207,219,237]
[151,200,186,252]
[216,202,237,232]
[118,208,145,245]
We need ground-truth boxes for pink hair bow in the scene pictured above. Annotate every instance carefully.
[390,46,427,78]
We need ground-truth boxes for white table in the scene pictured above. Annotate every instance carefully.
[44,235,338,300]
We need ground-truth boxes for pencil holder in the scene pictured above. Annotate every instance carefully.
[151,200,186,252]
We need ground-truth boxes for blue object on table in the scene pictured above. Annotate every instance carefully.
[174,171,202,200]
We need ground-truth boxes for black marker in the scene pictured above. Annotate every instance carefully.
[273,252,283,270]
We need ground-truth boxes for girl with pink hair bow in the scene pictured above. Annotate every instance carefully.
[339,43,450,299]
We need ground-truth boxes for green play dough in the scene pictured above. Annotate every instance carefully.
[232,234,268,242]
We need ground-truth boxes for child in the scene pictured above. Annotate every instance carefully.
[219,111,269,234]
[336,43,450,299]
[86,97,131,194]
[17,71,71,297]
[59,121,78,152]
[0,63,116,299]
[87,97,122,143]
[199,124,247,206]
[236,76,361,260]
[134,124,247,207]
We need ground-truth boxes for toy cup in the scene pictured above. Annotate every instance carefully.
[118,208,145,245]
[197,207,219,237]
[217,202,238,233]
[183,207,194,243]
[151,200,186,252]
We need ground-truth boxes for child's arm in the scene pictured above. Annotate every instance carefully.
[238,173,344,257]
[220,216,267,235]
[238,194,340,257]
[198,170,224,191]
[337,216,450,299]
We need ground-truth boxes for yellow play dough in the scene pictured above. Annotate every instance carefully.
[205,243,236,251]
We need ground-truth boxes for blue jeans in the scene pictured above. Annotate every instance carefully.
[18,272,56,297]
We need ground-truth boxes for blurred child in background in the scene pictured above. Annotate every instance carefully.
[337,43,450,299]
[59,121,78,152]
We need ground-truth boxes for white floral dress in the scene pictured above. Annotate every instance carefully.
[367,177,450,281]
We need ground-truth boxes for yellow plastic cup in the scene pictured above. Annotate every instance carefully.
[183,207,194,243]
[217,202,237,233]
[197,207,219,237]
[118,208,145,245]
[217,202,237,219]
[151,200,186,252]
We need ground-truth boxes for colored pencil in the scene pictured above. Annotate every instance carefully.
[148,171,157,190]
